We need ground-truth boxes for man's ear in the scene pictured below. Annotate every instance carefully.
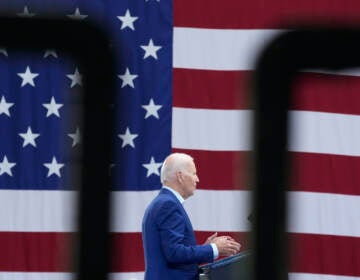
[177,171,183,183]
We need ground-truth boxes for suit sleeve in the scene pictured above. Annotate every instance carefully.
[156,201,214,264]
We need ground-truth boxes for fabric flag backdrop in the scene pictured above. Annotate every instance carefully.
[0,0,359,279]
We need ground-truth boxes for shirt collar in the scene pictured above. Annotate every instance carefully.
[162,186,185,204]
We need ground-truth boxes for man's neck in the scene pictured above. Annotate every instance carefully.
[163,186,185,204]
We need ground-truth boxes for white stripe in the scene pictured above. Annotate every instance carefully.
[174,27,360,76]
[0,272,145,280]
[173,27,281,70]
[172,107,252,151]
[289,110,360,156]
[306,68,360,77]
[113,272,360,280]
[173,107,360,156]
[0,272,73,280]
[184,190,252,231]
[1,190,360,237]
[110,272,144,280]
[0,190,76,232]
[112,190,251,232]
[288,191,360,237]
[289,273,360,280]
[111,272,360,280]
[111,190,158,232]
[2,272,357,280]
[110,272,360,280]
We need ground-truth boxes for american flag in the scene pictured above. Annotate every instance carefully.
[0,0,359,280]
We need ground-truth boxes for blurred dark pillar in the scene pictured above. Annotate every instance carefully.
[0,17,116,280]
[253,27,360,280]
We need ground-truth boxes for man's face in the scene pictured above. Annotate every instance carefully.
[180,160,199,198]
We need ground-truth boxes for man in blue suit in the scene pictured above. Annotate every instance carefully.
[142,153,241,280]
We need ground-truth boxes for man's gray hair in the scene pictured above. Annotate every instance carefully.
[160,153,194,184]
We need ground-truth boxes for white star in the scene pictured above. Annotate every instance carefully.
[0,95,14,117]
[0,156,16,176]
[68,127,81,147]
[142,157,162,177]
[66,68,82,88]
[43,156,64,178]
[17,66,39,87]
[118,68,138,88]
[140,39,162,59]
[18,126,40,148]
[44,49,58,58]
[17,6,35,17]
[0,48,8,56]
[42,96,63,117]
[142,98,162,119]
[67,8,88,20]
[117,9,138,31]
[118,127,138,148]
[145,0,160,2]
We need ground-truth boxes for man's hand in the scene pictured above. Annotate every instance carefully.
[204,232,218,244]
[213,237,241,257]
[204,232,236,245]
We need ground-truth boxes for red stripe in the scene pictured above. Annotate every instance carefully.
[172,149,250,190]
[112,231,250,272]
[174,0,360,29]
[0,232,71,271]
[174,70,360,114]
[289,233,360,276]
[173,69,251,110]
[290,152,360,195]
[111,233,144,272]
[292,73,360,115]
[112,233,360,275]
[3,231,358,276]
[171,149,360,195]
[0,231,249,272]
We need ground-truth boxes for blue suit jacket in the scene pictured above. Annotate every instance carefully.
[142,188,214,280]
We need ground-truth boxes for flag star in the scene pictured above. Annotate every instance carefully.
[67,8,88,20]
[140,39,162,59]
[118,127,138,148]
[142,157,162,177]
[117,9,138,31]
[43,156,64,178]
[142,98,162,119]
[17,66,39,87]
[68,127,81,147]
[17,6,35,17]
[67,68,82,88]
[42,96,63,117]
[0,95,14,117]
[44,49,58,58]
[145,0,160,2]
[19,126,40,148]
[0,48,8,56]
[0,156,16,176]
[118,68,138,88]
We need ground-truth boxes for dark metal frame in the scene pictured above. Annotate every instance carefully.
[3,16,360,280]
[0,17,115,280]
[253,27,360,280]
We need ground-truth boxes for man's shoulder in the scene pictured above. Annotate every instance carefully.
[146,190,179,214]
[153,190,177,207]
